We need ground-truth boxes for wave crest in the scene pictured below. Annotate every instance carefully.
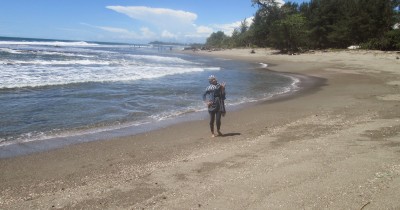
[0,66,221,89]
[0,41,98,47]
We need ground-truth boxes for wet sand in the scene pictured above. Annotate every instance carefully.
[1,48,400,209]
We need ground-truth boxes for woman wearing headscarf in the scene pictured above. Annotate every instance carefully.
[202,75,226,137]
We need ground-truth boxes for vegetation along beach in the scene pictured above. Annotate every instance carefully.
[1,0,400,209]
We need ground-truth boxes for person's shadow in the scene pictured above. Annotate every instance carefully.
[220,133,241,137]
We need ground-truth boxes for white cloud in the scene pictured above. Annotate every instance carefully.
[106,6,197,31]
[161,30,176,39]
[259,0,285,6]
[276,0,285,6]
[101,5,256,43]
[277,0,285,5]
[140,27,156,38]
[213,17,254,36]
[106,5,218,42]
[97,26,140,39]
[196,26,213,34]
[97,26,133,34]
[81,23,157,40]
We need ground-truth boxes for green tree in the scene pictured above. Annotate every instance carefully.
[239,18,249,34]
[305,0,340,48]
[251,0,283,47]
[205,31,228,48]
[231,18,253,47]
[270,14,308,52]
[305,0,399,48]
[204,0,400,51]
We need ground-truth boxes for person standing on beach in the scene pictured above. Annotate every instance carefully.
[203,75,226,137]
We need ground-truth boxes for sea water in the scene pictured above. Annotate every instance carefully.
[0,37,299,155]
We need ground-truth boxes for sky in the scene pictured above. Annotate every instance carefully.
[0,0,309,44]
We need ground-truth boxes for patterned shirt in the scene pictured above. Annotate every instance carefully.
[203,83,226,112]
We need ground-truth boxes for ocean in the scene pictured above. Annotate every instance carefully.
[0,37,299,157]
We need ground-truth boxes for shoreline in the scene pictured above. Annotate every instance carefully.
[1,49,400,209]
[0,59,318,159]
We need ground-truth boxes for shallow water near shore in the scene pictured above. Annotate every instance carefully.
[0,38,300,157]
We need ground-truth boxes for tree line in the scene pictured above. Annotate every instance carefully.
[205,0,400,52]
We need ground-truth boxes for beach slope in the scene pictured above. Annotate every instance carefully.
[1,49,400,209]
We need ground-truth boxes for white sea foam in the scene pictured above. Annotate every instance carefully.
[287,74,301,90]
[0,47,221,89]
[0,47,102,58]
[1,46,114,55]
[0,40,98,47]
[1,49,191,65]
[260,63,268,68]
[150,105,206,121]
[0,48,23,54]
[26,50,95,58]
[128,54,194,64]
[29,50,95,58]
[4,59,111,66]
[0,65,221,89]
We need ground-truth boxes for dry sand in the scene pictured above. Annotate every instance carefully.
[1,48,400,209]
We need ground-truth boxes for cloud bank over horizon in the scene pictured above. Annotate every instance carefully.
[104,5,252,43]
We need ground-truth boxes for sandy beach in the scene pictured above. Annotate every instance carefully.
[1,48,400,209]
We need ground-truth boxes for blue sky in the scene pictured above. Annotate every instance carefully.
[0,0,308,43]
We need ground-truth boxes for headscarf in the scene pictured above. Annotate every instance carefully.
[208,75,217,84]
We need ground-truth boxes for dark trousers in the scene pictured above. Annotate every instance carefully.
[209,111,222,133]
